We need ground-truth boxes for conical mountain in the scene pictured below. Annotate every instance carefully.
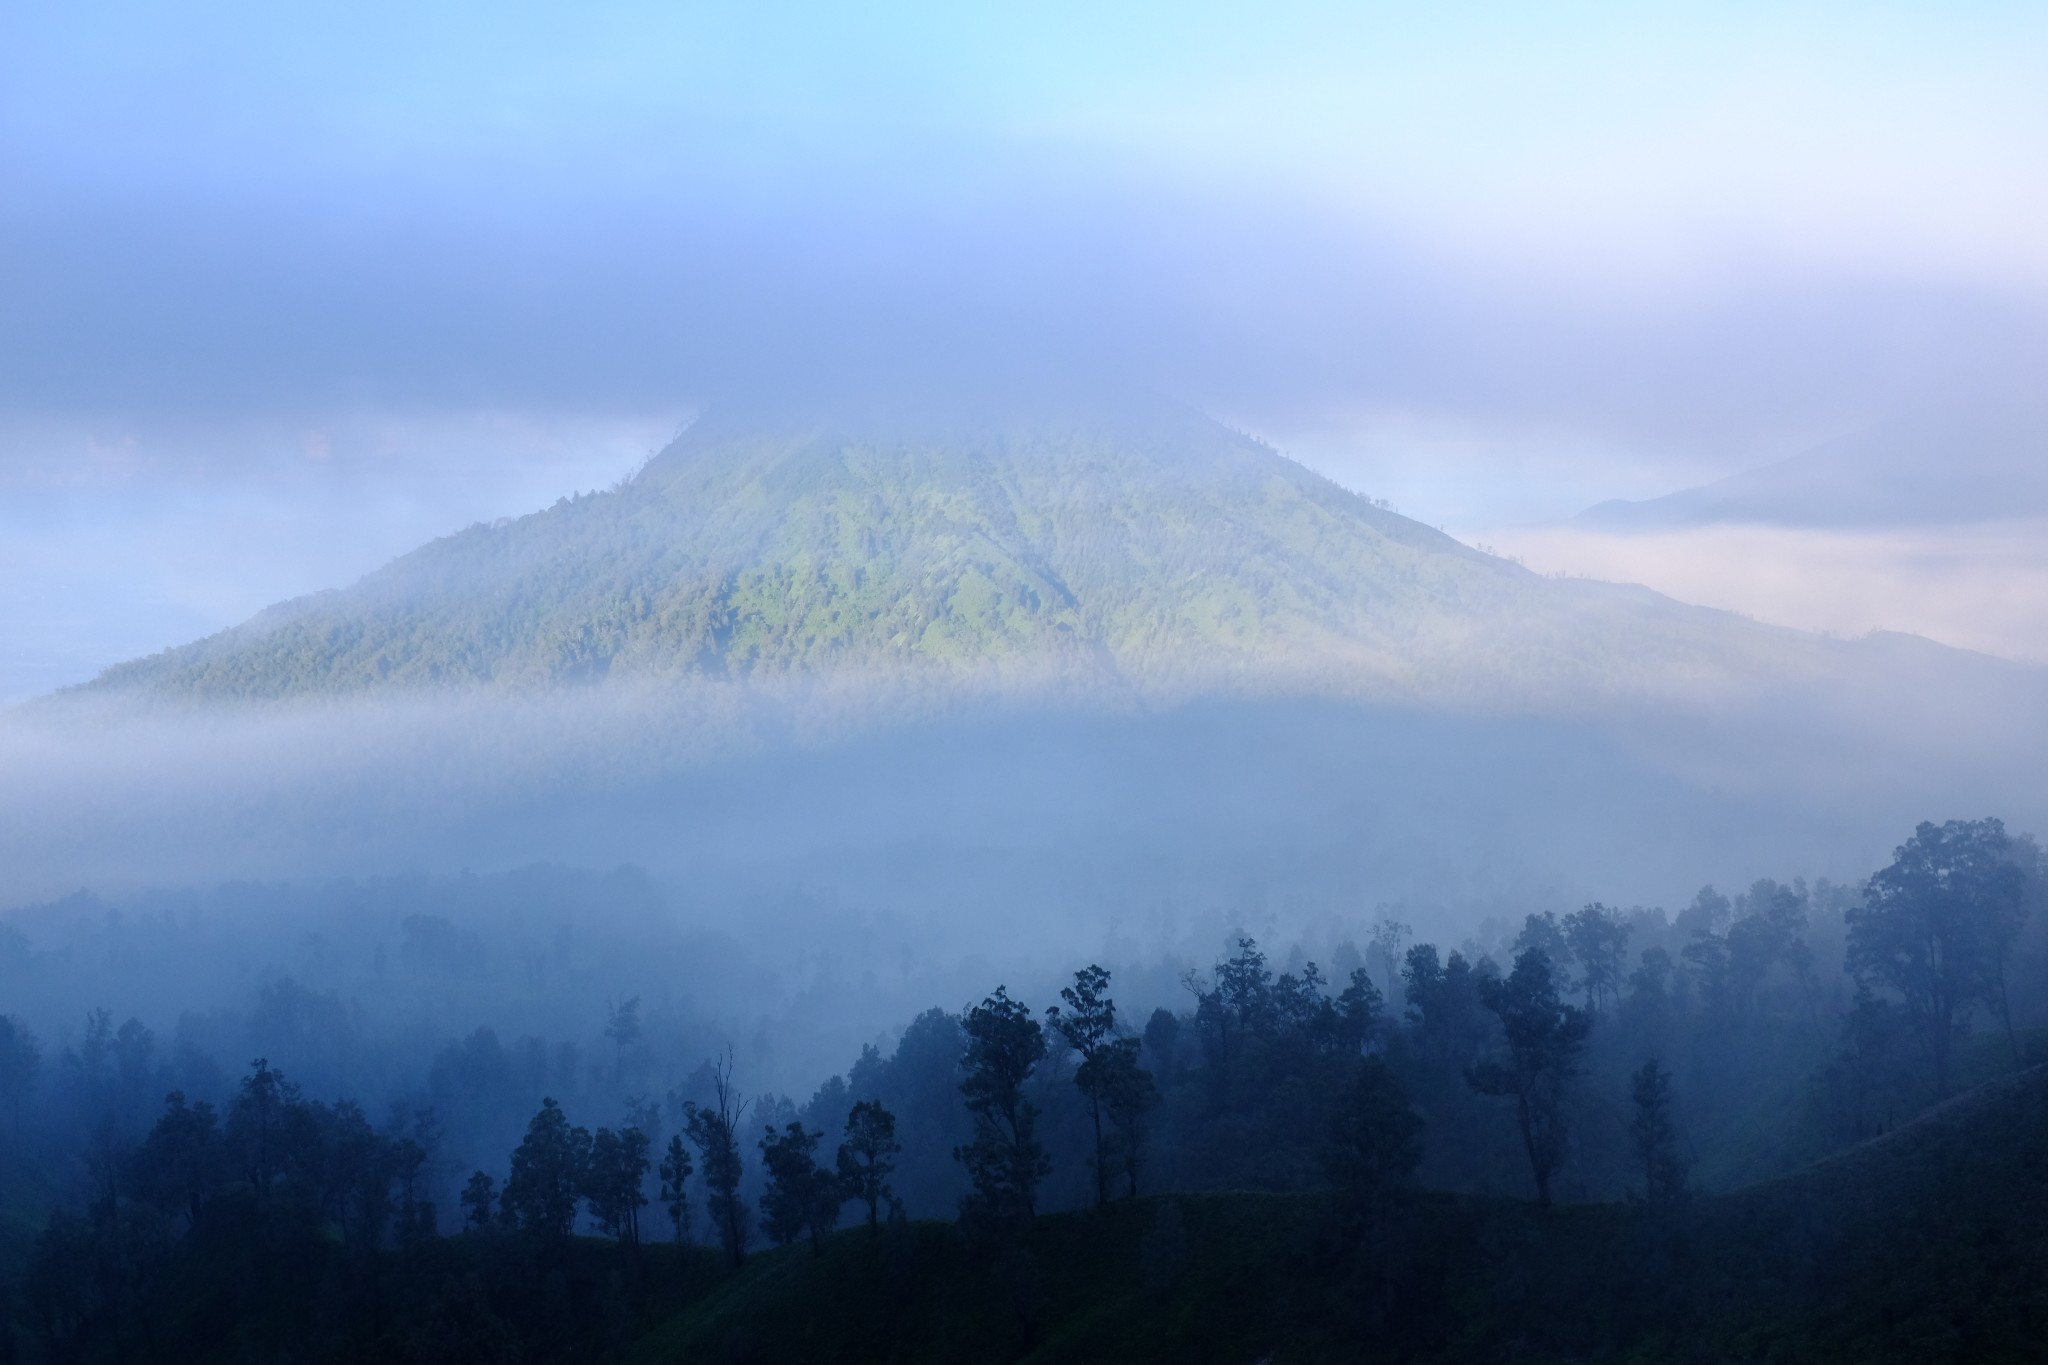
[77,395,2008,709]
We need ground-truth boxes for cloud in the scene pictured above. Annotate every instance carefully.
[1484,520,2048,664]
[4,2,2046,456]
[6,1,2048,694]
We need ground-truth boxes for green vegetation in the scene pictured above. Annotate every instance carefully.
[73,400,1937,711]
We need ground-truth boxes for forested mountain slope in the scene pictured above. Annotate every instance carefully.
[74,397,2006,713]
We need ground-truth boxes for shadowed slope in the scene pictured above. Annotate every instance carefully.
[622,1066,2048,1364]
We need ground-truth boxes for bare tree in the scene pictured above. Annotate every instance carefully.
[682,1049,751,1266]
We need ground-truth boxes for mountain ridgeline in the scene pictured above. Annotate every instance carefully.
[79,397,1953,712]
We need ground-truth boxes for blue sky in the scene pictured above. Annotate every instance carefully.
[4,0,2047,695]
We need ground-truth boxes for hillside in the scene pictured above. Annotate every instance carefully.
[625,1065,2048,1365]
[72,395,1988,713]
[1577,406,2048,532]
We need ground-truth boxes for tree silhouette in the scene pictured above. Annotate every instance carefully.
[683,1051,750,1267]
[1099,1038,1159,1198]
[1335,967,1385,1053]
[1514,913,1576,995]
[759,1121,840,1254]
[1467,949,1590,1207]
[658,1134,694,1247]
[1849,818,2029,1094]
[0,1015,40,1141]
[1367,915,1412,1000]
[1564,905,1630,1015]
[836,1100,900,1231]
[130,1090,224,1231]
[1403,946,1492,1063]
[956,987,1049,1221]
[1323,1055,1421,1228]
[604,997,643,1084]
[501,1097,590,1239]
[1628,1058,1688,1208]
[226,1059,302,1198]
[460,1170,495,1229]
[1046,965,1122,1207]
[583,1124,651,1249]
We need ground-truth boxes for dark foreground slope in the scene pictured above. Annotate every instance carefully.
[630,1066,2048,1365]
[10,1066,2041,1364]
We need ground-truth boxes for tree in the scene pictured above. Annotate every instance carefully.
[1727,881,1809,1014]
[759,1122,839,1254]
[836,1100,900,1231]
[582,1125,651,1249]
[501,1097,591,1239]
[1514,913,1576,994]
[66,1008,115,1113]
[1273,961,1330,1039]
[1467,949,1591,1207]
[955,986,1050,1221]
[460,1171,496,1229]
[0,1015,40,1139]
[1690,881,1811,1017]
[1214,938,1274,1038]
[683,1051,750,1267]
[1335,967,1385,1052]
[1681,930,1736,1015]
[658,1134,694,1246]
[1367,915,1412,999]
[1401,943,1443,1029]
[1564,904,1630,1015]
[129,1091,224,1230]
[1323,1056,1422,1226]
[226,1058,302,1196]
[604,997,643,1083]
[1046,964,1123,1207]
[1848,818,2028,1095]
[1627,1058,1689,1208]
[1403,946,1492,1063]
[1098,1038,1160,1198]
[1141,1008,1181,1078]
[391,1109,441,1245]
[1627,947,1675,1007]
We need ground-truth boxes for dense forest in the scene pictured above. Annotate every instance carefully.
[2,816,2044,1362]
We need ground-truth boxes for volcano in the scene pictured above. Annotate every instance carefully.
[75,395,1992,716]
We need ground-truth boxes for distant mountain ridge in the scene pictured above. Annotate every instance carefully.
[1577,407,2048,532]
[74,395,2031,710]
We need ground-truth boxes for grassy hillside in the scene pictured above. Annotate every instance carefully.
[629,1064,2048,1365]
[74,398,1957,712]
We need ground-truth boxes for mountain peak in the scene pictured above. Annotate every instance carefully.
[71,397,1988,713]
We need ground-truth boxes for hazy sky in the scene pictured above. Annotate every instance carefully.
[6,1,2047,698]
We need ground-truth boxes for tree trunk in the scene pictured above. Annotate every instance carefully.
[1516,1092,1551,1207]
[1995,963,2021,1068]
[1090,1098,1107,1208]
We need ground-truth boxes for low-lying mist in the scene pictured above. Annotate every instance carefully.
[9,671,2040,902]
